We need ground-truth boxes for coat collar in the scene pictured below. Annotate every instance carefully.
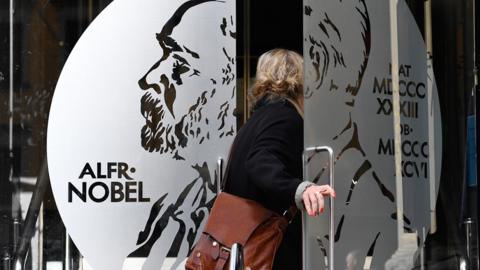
[252,93,288,112]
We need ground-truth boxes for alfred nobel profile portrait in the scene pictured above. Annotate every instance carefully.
[124,0,236,269]
[138,0,235,160]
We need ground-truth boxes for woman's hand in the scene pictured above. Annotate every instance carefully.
[302,185,336,216]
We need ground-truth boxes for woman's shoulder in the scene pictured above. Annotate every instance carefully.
[259,99,302,123]
[248,101,303,136]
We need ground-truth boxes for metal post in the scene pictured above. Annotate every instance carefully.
[4,0,14,269]
[65,231,71,270]
[9,0,13,159]
[12,219,20,255]
[39,204,44,270]
[470,0,479,267]
[389,0,405,248]
[420,227,426,270]
[78,255,83,270]
[12,217,21,270]
[88,0,94,22]
[243,0,251,121]
[229,243,244,270]
[2,252,11,270]
[424,0,437,235]
[464,218,474,266]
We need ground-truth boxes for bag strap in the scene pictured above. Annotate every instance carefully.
[215,248,230,270]
[219,138,236,191]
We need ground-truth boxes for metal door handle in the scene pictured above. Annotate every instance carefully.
[302,146,334,270]
[229,243,244,270]
[217,157,224,193]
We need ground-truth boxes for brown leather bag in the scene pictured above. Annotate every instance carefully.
[185,192,296,270]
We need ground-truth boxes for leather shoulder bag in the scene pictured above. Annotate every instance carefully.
[185,192,296,270]
[185,150,297,269]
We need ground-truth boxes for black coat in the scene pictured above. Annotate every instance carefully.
[224,94,304,269]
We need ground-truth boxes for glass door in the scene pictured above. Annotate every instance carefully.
[303,0,479,269]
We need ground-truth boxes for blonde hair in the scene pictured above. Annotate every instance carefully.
[250,49,304,107]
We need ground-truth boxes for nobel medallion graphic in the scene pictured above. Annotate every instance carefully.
[47,0,236,269]
[303,0,442,269]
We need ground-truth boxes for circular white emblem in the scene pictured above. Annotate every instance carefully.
[47,0,236,269]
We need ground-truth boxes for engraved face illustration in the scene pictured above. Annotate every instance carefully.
[305,0,370,139]
[304,0,392,268]
[305,0,378,209]
[305,0,441,269]
[47,1,236,269]
[138,0,236,160]
[126,1,236,269]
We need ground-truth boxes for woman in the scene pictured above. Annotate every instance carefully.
[224,49,335,269]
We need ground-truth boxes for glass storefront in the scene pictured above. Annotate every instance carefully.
[0,0,478,269]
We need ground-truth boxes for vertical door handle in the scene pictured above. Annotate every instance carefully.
[229,243,244,270]
[217,157,224,194]
[302,146,335,270]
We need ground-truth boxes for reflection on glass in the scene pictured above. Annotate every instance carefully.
[0,1,112,269]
